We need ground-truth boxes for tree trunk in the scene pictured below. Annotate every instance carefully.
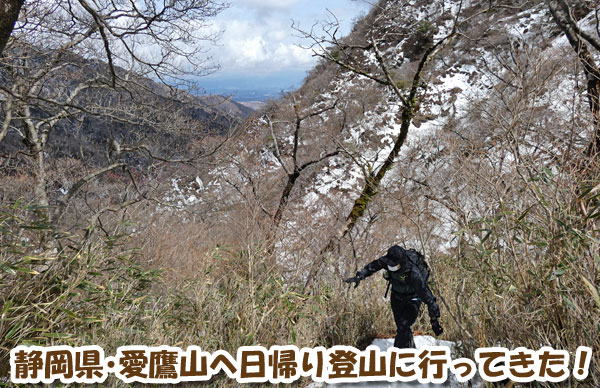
[22,106,50,209]
[343,105,415,236]
[0,0,24,55]
[546,0,600,157]
[273,171,300,229]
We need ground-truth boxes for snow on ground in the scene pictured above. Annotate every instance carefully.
[307,336,478,388]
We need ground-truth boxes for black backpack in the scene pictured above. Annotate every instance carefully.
[384,248,431,298]
[405,248,430,283]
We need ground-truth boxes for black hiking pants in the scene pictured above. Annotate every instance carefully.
[390,295,421,348]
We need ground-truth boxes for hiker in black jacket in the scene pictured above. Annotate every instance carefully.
[345,245,443,348]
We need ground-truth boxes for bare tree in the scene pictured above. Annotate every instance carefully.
[294,1,468,275]
[292,0,516,291]
[0,0,230,231]
[268,97,341,229]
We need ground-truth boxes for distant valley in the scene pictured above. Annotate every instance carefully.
[198,70,308,108]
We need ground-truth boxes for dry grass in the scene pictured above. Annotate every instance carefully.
[430,165,600,386]
[0,200,398,387]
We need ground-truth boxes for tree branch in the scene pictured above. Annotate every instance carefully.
[55,162,126,224]
[299,150,340,171]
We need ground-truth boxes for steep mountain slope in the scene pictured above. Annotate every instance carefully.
[175,0,594,255]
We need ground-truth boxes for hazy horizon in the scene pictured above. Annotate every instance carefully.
[198,70,308,102]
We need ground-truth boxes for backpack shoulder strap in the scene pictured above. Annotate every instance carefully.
[384,277,391,298]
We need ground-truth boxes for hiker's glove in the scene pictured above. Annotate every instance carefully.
[345,270,367,289]
[344,276,361,288]
[431,319,444,336]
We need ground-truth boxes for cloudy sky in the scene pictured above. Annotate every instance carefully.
[200,0,373,99]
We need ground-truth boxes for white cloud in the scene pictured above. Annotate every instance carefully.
[210,17,315,72]
[203,0,372,76]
